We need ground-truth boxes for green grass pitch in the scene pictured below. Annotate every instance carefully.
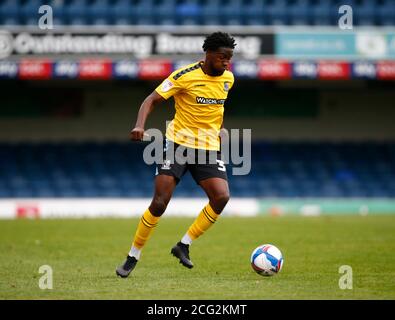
[0,215,394,300]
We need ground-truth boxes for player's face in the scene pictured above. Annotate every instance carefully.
[208,47,233,75]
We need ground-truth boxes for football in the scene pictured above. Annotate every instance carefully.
[250,244,284,276]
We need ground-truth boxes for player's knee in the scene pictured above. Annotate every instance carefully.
[219,193,230,207]
[149,196,169,217]
[211,192,230,212]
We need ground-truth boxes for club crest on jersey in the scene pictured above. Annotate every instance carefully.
[224,81,231,92]
[161,79,174,93]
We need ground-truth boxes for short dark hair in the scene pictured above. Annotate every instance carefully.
[202,32,236,52]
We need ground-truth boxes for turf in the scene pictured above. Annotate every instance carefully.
[0,215,394,300]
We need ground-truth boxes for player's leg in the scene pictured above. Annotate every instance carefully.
[116,175,177,278]
[131,174,177,256]
[171,150,229,269]
[184,177,229,243]
[171,177,229,269]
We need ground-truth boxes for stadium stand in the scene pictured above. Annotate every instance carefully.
[1,141,394,198]
[0,0,394,26]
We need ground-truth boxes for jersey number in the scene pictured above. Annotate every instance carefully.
[216,160,226,172]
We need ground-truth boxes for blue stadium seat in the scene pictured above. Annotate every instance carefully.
[65,0,89,25]
[78,187,101,197]
[19,0,44,26]
[12,189,34,198]
[176,0,202,25]
[0,0,21,25]
[111,0,134,25]
[101,187,123,197]
[265,0,289,25]
[354,0,376,25]
[289,0,311,25]
[46,0,66,26]
[1,141,395,198]
[377,0,395,26]
[0,188,12,197]
[311,0,332,25]
[89,0,112,25]
[35,188,58,197]
[155,0,177,25]
[0,0,393,26]
[242,0,266,25]
[135,0,155,25]
[201,0,221,25]
[222,0,243,26]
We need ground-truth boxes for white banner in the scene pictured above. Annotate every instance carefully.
[0,198,259,219]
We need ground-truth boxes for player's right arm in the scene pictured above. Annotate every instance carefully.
[130,68,185,141]
[129,91,165,141]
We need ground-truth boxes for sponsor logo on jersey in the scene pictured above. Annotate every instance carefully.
[196,97,225,105]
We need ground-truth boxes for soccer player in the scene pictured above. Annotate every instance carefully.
[116,32,236,277]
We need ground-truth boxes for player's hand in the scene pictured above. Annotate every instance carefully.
[129,127,145,141]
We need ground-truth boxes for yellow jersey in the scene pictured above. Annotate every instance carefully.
[155,61,234,151]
